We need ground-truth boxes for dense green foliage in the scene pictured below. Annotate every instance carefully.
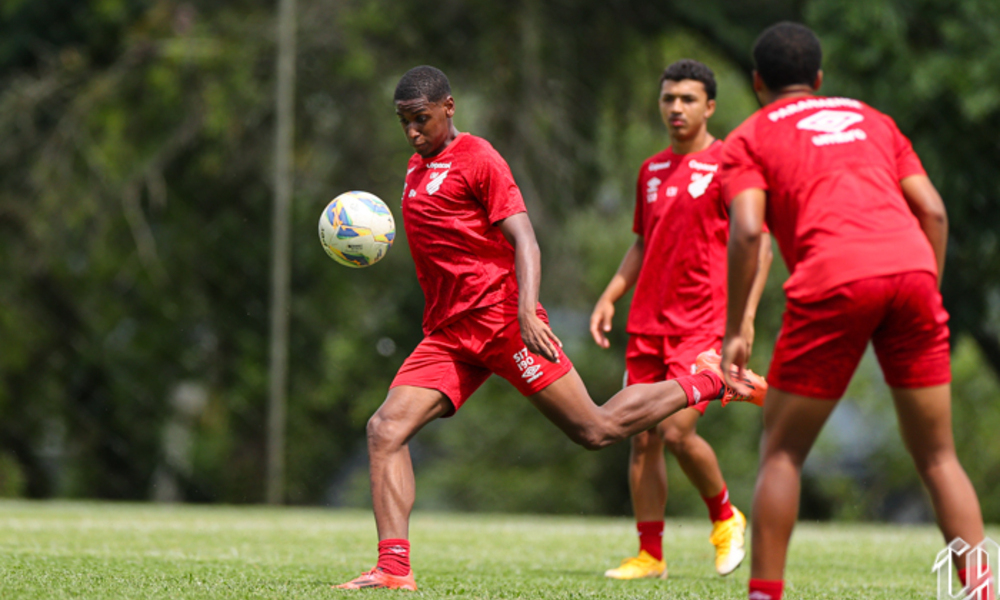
[0,501,993,599]
[0,0,999,523]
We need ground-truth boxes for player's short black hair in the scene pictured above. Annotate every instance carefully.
[659,59,717,100]
[752,22,823,90]
[394,65,452,103]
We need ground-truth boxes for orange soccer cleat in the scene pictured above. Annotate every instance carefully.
[334,567,418,591]
[694,349,767,407]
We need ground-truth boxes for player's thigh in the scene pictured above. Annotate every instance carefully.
[872,271,951,390]
[526,367,597,435]
[760,388,838,466]
[767,284,884,400]
[390,332,491,417]
[889,384,956,466]
[370,385,455,447]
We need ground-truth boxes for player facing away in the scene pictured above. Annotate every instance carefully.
[590,59,772,580]
[335,65,767,591]
[720,23,990,600]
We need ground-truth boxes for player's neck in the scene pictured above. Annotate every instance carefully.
[670,128,714,155]
[421,125,462,158]
[766,86,816,105]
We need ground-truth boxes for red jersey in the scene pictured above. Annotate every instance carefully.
[722,96,935,300]
[402,133,526,334]
[628,142,730,336]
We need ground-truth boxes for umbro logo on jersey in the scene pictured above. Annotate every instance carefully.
[688,159,718,172]
[513,348,543,384]
[427,162,451,169]
[648,161,672,171]
[646,177,662,203]
[426,170,449,195]
[796,110,864,133]
[665,186,678,197]
[688,173,713,198]
[406,166,416,175]
[797,110,867,147]
[408,189,416,198]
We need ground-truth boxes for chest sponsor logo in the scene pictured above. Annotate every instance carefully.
[646,176,662,203]
[688,172,714,198]
[648,161,672,172]
[796,110,867,147]
[427,162,451,169]
[426,170,450,195]
[513,347,544,384]
[688,159,718,173]
[665,186,678,197]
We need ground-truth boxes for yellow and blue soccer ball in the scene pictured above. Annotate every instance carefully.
[318,191,395,268]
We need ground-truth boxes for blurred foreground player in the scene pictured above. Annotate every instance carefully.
[720,23,990,600]
[591,59,771,580]
[335,65,767,591]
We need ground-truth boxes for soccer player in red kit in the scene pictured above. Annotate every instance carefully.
[720,23,989,600]
[591,59,772,580]
[335,65,767,591]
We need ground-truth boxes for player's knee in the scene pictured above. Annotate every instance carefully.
[366,411,405,452]
[660,426,691,455]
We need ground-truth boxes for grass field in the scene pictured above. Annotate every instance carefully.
[0,501,987,599]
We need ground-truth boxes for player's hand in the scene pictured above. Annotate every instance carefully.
[721,334,752,396]
[520,311,563,363]
[589,298,615,348]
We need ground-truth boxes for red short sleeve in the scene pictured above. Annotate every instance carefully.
[888,116,926,180]
[721,128,768,204]
[474,150,527,224]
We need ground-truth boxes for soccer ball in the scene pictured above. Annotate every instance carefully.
[318,191,396,268]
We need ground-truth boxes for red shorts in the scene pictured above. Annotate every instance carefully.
[768,271,950,400]
[625,332,723,415]
[391,294,573,415]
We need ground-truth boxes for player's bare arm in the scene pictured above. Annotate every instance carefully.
[589,236,644,348]
[721,187,767,391]
[498,212,563,363]
[900,174,948,286]
[740,232,773,352]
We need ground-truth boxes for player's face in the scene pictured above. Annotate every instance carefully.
[659,79,715,140]
[395,95,455,158]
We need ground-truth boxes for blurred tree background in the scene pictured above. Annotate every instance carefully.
[1,0,999,524]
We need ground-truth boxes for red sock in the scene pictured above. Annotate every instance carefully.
[959,567,996,600]
[637,521,664,561]
[377,539,411,576]
[675,371,723,407]
[703,486,734,522]
[748,578,784,600]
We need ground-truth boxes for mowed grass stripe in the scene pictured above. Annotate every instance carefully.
[0,501,990,599]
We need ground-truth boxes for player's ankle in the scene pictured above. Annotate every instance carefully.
[637,521,664,561]
[377,538,411,576]
[749,578,784,600]
[677,371,724,407]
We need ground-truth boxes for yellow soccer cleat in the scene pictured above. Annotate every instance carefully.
[710,506,747,576]
[604,550,668,580]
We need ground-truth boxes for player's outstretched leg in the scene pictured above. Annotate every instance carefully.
[891,384,989,592]
[748,388,836,600]
[336,386,453,591]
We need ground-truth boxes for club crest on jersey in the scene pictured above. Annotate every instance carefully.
[513,347,543,384]
[426,170,449,195]
[646,176,662,203]
[797,110,867,147]
[688,172,713,198]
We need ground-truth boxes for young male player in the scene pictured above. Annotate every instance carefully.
[720,23,989,600]
[591,59,772,580]
[335,65,767,591]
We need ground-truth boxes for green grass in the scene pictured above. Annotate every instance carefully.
[0,501,987,599]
